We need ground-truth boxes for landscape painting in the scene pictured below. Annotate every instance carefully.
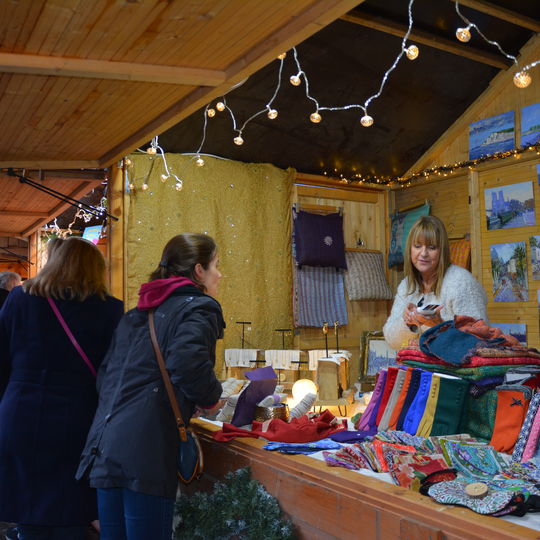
[521,102,540,146]
[490,242,528,302]
[491,322,527,346]
[469,111,515,160]
[531,236,540,280]
[484,181,535,230]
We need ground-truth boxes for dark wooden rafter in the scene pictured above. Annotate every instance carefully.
[340,10,511,69]
[454,0,540,33]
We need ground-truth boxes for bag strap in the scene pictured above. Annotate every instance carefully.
[47,297,97,378]
[148,309,188,442]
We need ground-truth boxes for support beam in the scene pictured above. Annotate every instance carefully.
[0,161,100,169]
[453,0,540,33]
[0,52,226,86]
[0,210,50,218]
[340,11,510,69]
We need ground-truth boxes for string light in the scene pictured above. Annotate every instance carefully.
[195,156,205,166]
[289,74,302,86]
[233,135,244,145]
[277,52,287,60]
[513,71,532,88]
[267,108,278,119]
[360,115,374,127]
[405,44,419,60]
[310,112,322,123]
[207,108,216,117]
[454,1,517,65]
[216,101,225,112]
[141,183,149,191]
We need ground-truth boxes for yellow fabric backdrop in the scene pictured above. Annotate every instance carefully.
[126,153,294,373]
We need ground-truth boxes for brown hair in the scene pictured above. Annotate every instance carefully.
[23,236,108,300]
[149,233,217,291]
[404,215,451,297]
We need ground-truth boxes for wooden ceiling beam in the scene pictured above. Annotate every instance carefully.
[452,0,540,33]
[0,210,50,218]
[0,161,100,169]
[0,52,226,86]
[0,232,27,240]
[97,0,363,167]
[340,11,510,69]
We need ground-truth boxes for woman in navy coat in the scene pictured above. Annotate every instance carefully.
[0,237,123,540]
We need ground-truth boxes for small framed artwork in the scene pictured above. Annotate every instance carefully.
[360,331,398,382]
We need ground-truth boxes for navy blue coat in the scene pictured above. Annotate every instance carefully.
[0,286,123,526]
[77,286,223,499]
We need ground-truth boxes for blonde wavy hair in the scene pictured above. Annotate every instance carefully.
[404,215,451,297]
[24,236,108,300]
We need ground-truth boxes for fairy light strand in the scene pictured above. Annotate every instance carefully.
[454,0,517,65]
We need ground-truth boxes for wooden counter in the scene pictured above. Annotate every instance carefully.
[190,419,539,540]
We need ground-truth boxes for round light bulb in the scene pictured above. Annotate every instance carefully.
[128,183,135,190]
[141,183,149,191]
[310,111,322,123]
[195,156,205,167]
[513,70,532,89]
[267,108,278,120]
[175,181,183,191]
[146,147,157,155]
[207,108,216,117]
[290,74,301,86]
[292,379,317,402]
[360,114,374,127]
[216,101,225,112]
[233,135,244,145]
[124,158,132,167]
[456,26,471,42]
[405,44,419,60]
[277,52,287,60]
[160,174,169,182]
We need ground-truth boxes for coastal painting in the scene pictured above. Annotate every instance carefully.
[490,241,528,302]
[491,322,527,346]
[521,103,540,147]
[484,181,535,230]
[469,111,515,160]
[530,236,540,280]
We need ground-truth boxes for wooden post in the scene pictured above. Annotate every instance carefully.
[109,164,125,302]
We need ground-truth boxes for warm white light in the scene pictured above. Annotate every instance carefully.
[233,135,244,145]
[290,74,301,86]
[175,181,183,191]
[513,70,532,89]
[267,108,278,119]
[195,156,205,167]
[292,379,317,402]
[310,112,322,123]
[456,26,471,42]
[160,174,169,182]
[216,101,225,112]
[146,147,157,155]
[277,52,287,60]
[405,45,419,60]
[207,108,216,117]
[128,183,135,190]
[124,158,132,167]
[141,183,149,191]
[360,114,374,127]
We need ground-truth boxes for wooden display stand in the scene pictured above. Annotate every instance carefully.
[190,419,536,540]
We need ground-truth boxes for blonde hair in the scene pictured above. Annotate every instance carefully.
[404,216,450,296]
[24,236,108,300]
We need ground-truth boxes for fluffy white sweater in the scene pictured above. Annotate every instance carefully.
[383,265,488,350]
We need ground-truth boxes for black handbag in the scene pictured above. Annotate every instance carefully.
[148,310,204,484]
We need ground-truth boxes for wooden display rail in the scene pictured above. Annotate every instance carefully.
[190,419,536,540]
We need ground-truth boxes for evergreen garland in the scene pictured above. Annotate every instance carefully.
[174,467,296,540]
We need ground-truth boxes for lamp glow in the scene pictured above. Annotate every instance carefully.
[513,71,532,88]
[160,174,169,182]
[233,135,244,145]
[405,45,419,60]
[216,101,225,112]
[146,146,157,155]
[289,74,301,86]
[141,183,149,191]
[277,52,287,60]
[360,114,374,127]
[207,108,216,117]
[267,108,278,119]
[456,26,471,42]
[195,156,205,167]
[310,111,322,123]
[175,181,183,191]
[292,379,317,402]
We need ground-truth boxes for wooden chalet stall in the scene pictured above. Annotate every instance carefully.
[2,1,540,539]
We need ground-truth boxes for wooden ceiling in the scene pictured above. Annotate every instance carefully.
[0,0,538,245]
[0,0,360,243]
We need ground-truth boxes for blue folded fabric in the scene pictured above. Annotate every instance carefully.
[263,438,342,454]
[328,429,377,443]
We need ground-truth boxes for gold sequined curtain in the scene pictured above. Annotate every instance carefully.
[126,153,295,373]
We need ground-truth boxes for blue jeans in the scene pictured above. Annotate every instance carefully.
[16,525,86,540]
[97,487,175,540]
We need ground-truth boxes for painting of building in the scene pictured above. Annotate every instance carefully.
[484,181,535,230]
[490,241,528,302]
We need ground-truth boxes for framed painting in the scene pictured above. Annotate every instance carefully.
[360,331,398,382]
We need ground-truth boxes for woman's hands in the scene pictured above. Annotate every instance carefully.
[195,399,225,418]
[403,303,443,330]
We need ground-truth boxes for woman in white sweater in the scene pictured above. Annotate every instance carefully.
[383,216,488,351]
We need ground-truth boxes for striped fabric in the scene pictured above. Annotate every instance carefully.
[294,265,348,327]
[264,349,301,370]
[344,251,393,300]
[224,349,260,368]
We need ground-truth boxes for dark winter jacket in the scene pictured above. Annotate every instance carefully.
[77,285,224,498]
[0,286,124,526]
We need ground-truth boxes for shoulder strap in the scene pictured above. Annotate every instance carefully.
[148,309,188,441]
[47,297,97,378]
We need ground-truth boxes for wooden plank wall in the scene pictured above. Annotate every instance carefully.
[293,183,391,382]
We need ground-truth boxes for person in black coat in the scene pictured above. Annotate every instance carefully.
[0,237,124,540]
[78,233,225,540]
[0,270,21,308]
